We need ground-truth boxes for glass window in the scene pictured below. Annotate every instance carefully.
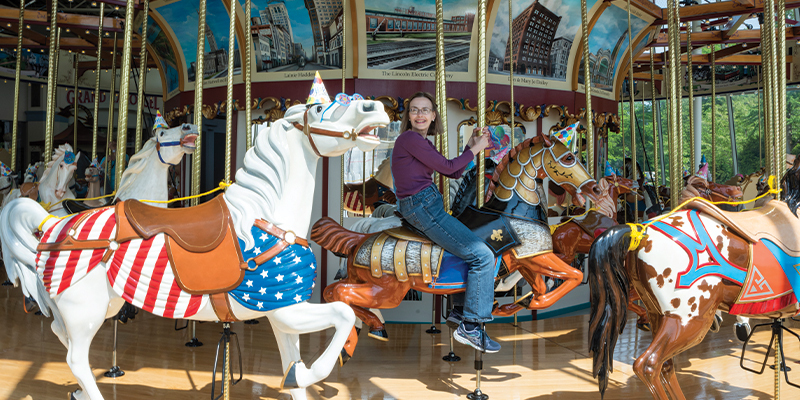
[370,18,377,29]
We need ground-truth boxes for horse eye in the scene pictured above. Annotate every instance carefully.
[316,106,323,113]
[160,131,164,136]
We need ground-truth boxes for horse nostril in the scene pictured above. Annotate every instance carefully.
[593,186,601,195]
[362,102,374,112]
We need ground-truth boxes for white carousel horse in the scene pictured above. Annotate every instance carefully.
[113,123,198,207]
[1,100,388,400]
[0,162,18,203]
[2,144,78,216]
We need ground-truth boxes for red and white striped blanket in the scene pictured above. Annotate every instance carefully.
[35,208,207,318]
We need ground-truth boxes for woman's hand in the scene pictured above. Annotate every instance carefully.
[468,127,491,156]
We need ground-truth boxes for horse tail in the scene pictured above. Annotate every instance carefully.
[588,224,633,398]
[0,197,54,318]
[311,217,369,257]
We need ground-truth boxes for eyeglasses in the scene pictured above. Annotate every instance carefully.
[408,107,432,115]
[322,93,364,120]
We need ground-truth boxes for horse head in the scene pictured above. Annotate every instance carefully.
[84,166,101,183]
[152,123,199,166]
[683,175,744,209]
[23,163,41,183]
[536,130,600,207]
[42,143,79,200]
[283,98,389,157]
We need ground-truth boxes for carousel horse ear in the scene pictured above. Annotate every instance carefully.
[536,129,553,147]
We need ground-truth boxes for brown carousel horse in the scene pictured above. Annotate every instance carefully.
[588,163,800,399]
[312,131,601,342]
[342,157,396,215]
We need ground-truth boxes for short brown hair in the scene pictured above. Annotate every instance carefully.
[401,91,444,136]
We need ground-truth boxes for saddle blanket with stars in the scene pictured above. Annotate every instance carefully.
[227,224,317,311]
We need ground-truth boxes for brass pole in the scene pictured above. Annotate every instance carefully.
[581,0,594,178]
[224,0,236,183]
[476,0,487,208]
[92,3,105,161]
[48,28,61,160]
[687,22,694,167]
[245,0,252,150]
[509,0,514,148]
[761,14,772,175]
[627,0,636,220]
[758,65,763,169]
[74,54,79,151]
[650,51,658,190]
[774,335,781,399]
[44,0,59,161]
[668,0,682,207]
[362,151,367,216]
[193,0,208,205]
[105,32,118,188]
[135,0,150,152]
[765,0,777,176]
[778,0,787,177]
[116,0,137,191]
[11,0,24,171]
[711,47,716,181]
[339,0,346,223]
[341,0,346,93]
[437,0,450,212]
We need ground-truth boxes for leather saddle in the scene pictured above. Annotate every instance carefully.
[63,199,103,215]
[395,205,520,257]
[684,198,800,257]
[566,210,616,238]
[115,195,246,295]
[18,182,39,201]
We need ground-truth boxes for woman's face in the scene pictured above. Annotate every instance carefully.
[408,96,435,135]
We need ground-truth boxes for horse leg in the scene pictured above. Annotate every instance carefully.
[271,330,308,400]
[267,301,356,396]
[55,267,112,400]
[660,359,686,400]
[628,289,651,331]
[633,313,716,399]
[513,252,582,309]
[323,277,409,335]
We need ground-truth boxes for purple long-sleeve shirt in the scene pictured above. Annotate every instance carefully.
[391,130,474,199]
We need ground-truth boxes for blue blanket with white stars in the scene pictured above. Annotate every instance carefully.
[228,224,316,311]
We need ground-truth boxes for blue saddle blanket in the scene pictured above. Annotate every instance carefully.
[429,251,502,290]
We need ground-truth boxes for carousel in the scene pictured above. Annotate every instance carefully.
[0,0,799,398]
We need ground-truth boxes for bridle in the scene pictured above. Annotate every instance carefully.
[292,107,359,158]
[155,135,183,166]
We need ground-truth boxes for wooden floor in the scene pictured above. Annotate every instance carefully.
[2,286,799,399]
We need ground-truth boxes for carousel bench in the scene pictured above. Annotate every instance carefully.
[115,195,246,295]
[684,198,800,257]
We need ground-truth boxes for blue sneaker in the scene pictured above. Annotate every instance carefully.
[454,323,501,353]
[446,309,463,330]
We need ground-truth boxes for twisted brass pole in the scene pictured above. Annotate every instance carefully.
[193,0,208,205]
[650,51,658,191]
[339,0,346,223]
[509,0,515,148]
[11,0,24,171]
[44,0,59,161]
[778,0,787,176]
[74,54,79,151]
[758,65,763,169]
[224,0,236,183]
[92,3,105,161]
[116,0,137,191]
[437,0,450,212]
[476,0,487,208]
[245,0,252,150]
[668,0,682,207]
[105,32,117,187]
[581,0,594,178]
[135,0,150,152]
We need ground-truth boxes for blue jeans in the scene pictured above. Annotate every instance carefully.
[397,185,495,323]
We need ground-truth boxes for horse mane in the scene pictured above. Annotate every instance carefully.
[41,143,71,186]
[485,137,541,202]
[224,108,297,251]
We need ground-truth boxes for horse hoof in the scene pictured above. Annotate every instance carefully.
[280,360,301,390]
[69,390,79,400]
[355,326,361,335]
[368,329,389,342]
[636,322,651,332]
[339,348,351,367]
[735,323,752,342]
[710,314,722,333]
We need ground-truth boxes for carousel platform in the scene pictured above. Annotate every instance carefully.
[0,286,794,399]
